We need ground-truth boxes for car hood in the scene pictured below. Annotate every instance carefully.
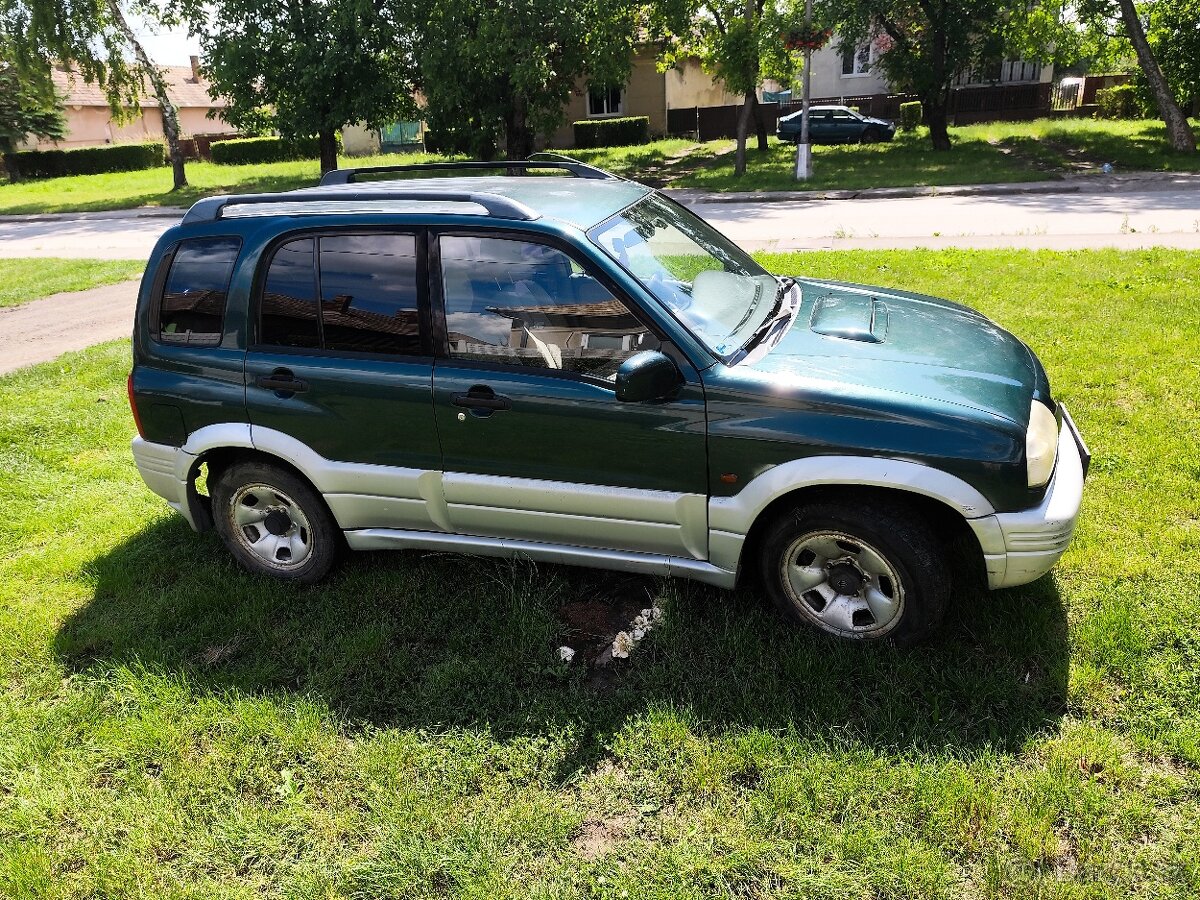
[736,278,1038,427]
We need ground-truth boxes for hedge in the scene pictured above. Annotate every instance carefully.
[210,134,341,165]
[572,116,649,149]
[6,141,165,179]
[1096,84,1143,119]
[899,101,923,131]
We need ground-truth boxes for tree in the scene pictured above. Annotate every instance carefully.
[0,58,66,181]
[821,0,1021,150]
[2,0,191,186]
[182,0,419,173]
[1114,0,1195,150]
[1071,0,1196,151]
[410,0,637,160]
[650,0,797,176]
[105,1,188,188]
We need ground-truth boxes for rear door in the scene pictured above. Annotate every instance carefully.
[243,230,444,532]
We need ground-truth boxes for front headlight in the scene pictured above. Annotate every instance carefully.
[1026,400,1059,487]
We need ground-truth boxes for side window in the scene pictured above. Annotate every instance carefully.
[319,234,420,355]
[440,235,660,380]
[258,233,421,356]
[261,238,319,348]
[157,237,240,345]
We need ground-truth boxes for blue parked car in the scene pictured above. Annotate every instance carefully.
[128,156,1086,645]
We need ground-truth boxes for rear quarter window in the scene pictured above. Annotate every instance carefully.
[156,237,241,345]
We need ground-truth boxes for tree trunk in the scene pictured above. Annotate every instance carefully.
[318,128,339,174]
[1,152,20,183]
[504,97,535,161]
[924,91,952,151]
[105,0,188,188]
[752,93,768,151]
[734,91,754,176]
[1116,0,1196,152]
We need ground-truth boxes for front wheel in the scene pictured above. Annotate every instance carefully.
[759,499,950,646]
[212,460,339,584]
[860,127,882,143]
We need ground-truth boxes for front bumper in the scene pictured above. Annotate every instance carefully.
[132,437,201,530]
[969,407,1087,589]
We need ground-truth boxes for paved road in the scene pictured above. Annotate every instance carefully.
[0,280,138,375]
[696,187,1200,251]
[2,186,1198,260]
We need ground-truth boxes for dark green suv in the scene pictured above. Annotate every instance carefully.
[129,158,1087,645]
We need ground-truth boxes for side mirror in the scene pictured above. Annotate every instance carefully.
[615,350,683,403]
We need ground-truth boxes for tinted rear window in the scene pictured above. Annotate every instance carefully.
[158,237,240,345]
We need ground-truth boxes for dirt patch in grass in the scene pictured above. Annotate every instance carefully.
[571,813,637,860]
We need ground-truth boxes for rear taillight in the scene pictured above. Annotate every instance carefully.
[127,372,145,438]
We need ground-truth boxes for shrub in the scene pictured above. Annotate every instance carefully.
[899,101,923,130]
[7,141,165,179]
[1096,85,1141,119]
[573,116,650,149]
[210,134,341,165]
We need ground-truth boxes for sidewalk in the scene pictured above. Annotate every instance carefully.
[0,280,139,375]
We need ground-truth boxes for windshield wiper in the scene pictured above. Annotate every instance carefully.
[739,277,797,354]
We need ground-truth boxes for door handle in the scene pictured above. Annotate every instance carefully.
[255,368,308,395]
[452,385,512,415]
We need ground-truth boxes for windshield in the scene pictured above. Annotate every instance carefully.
[588,193,780,358]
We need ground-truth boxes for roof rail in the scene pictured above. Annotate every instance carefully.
[180,189,540,225]
[318,157,616,186]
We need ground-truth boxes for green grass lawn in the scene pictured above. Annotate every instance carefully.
[2,249,1200,898]
[675,118,1200,193]
[0,141,712,216]
[0,258,144,308]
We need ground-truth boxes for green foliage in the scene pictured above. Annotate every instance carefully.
[408,0,638,160]
[0,0,144,113]
[177,0,416,166]
[0,58,65,165]
[572,116,649,149]
[1149,0,1200,107]
[210,135,340,166]
[6,140,163,178]
[819,0,1057,148]
[1096,83,1144,118]
[899,100,922,130]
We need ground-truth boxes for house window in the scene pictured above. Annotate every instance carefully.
[841,43,873,77]
[588,86,624,117]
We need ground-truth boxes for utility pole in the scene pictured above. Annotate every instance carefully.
[794,0,814,180]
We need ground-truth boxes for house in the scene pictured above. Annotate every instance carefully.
[802,35,1052,101]
[28,57,236,150]
[545,45,741,148]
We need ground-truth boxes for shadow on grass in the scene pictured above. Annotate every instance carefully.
[997,120,1200,173]
[58,517,1068,757]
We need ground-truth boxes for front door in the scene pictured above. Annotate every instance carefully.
[431,232,709,560]
[243,230,444,532]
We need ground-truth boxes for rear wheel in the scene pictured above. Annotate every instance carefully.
[212,461,338,584]
[759,499,949,646]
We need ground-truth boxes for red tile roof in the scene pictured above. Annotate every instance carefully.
[52,65,227,109]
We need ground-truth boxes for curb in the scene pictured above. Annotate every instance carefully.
[0,207,185,224]
[663,172,1200,205]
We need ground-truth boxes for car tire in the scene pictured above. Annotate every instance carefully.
[758,499,949,646]
[860,127,882,144]
[212,460,339,584]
